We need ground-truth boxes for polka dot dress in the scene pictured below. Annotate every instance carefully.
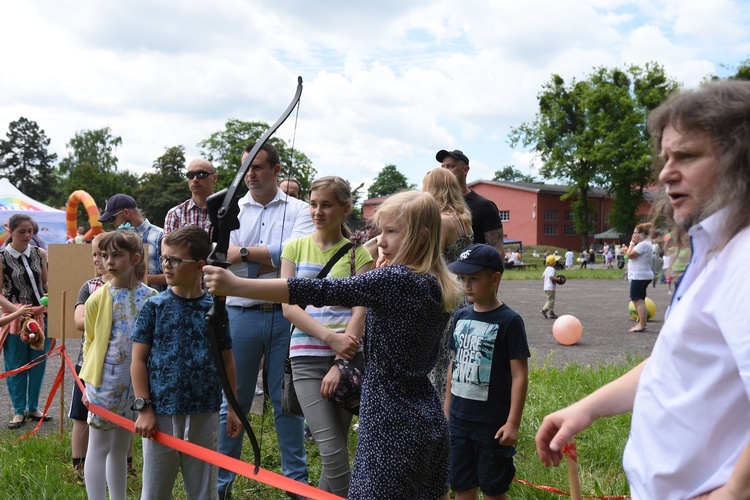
[289,265,451,499]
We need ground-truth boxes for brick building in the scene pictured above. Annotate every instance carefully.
[362,180,654,249]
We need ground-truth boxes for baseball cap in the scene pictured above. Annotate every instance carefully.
[436,149,469,165]
[448,243,504,274]
[546,255,561,266]
[99,194,137,222]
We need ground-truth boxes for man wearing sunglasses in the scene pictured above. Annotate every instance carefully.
[164,158,218,234]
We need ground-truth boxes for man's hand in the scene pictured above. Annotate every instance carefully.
[226,409,242,438]
[535,404,594,467]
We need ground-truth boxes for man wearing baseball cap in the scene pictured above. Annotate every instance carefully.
[437,149,504,254]
[99,193,165,290]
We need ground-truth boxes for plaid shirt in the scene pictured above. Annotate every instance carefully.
[164,198,211,235]
[136,219,164,291]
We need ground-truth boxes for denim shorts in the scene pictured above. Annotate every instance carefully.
[449,416,516,495]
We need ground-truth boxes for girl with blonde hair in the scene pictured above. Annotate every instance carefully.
[205,190,460,500]
[421,168,474,401]
[421,168,474,261]
[280,176,373,497]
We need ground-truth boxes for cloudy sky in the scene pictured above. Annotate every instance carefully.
[1,0,748,195]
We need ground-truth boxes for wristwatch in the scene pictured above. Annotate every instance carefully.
[131,397,152,411]
[239,247,249,262]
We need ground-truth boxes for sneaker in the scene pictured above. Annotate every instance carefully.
[127,464,137,480]
[255,386,264,396]
[304,424,315,443]
[73,465,85,487]
[549,313,559,319]
[540,309,547,319]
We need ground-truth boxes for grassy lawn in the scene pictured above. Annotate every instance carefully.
[1,360,637,499]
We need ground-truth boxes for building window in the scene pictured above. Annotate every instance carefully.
[498,210,510,222]
[544,209,558,221]
[543,224,558,235]
[587,212,598,223]
[564,210,573,222]
[564,225,576,235]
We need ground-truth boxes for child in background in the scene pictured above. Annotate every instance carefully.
[281,177,373,498]
[131,226,241,499]
[204,190,462,500]
[445,244,530,500]
[541,255,562,319]
[79,230,158,500]
[69,233,110,487]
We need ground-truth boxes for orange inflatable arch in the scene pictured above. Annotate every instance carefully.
[66,190,104,241]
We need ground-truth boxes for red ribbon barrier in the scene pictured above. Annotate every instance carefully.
[4,346,339,499]
[4,345,631,500]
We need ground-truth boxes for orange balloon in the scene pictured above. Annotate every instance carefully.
[552,315,583,346]
[66,190,104,241]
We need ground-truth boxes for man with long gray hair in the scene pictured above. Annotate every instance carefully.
[536,80,750,498]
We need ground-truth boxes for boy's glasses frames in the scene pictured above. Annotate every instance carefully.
[159,256,198,268]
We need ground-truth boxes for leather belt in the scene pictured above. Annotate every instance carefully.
[244,303,282,312]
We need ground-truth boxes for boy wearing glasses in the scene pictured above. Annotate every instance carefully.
[164,158,218,234]
[131,226,241,499]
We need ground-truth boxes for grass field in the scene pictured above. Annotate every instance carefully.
[0,359,638,499]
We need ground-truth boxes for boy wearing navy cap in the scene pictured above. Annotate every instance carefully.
[446,243,530,500]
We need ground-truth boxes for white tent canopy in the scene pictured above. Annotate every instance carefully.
[0,178,68,245]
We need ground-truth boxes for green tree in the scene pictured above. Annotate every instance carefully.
[731,57,750,80]
[198,119,316,192]
[492,165,537,183]
[510,63,678,245]
[366,164,415,199]
[347,181,365,226]
[585,64,677,233]
[133,146,189,226]
[53,128,137,222]
[0,117,58,202]
[510,74,601,247]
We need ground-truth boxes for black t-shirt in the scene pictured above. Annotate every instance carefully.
[448,303,529,425]
[464,190,503,244]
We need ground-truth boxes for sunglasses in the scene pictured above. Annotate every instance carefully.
[186,170,213,180]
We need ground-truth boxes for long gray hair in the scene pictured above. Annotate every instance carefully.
[649,80,750,250]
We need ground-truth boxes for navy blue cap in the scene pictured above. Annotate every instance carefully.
[99,194,137,222]
[448,243,504,274]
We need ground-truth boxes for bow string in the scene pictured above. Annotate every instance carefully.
[205,76,303,474]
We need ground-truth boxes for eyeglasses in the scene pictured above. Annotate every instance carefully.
[159,256,198,268]
[186,170,213,180]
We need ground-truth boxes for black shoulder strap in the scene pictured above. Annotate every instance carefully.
[316,242,354,279]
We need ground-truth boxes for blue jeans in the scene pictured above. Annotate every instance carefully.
[3,319,51,416]
[217,306,307,493]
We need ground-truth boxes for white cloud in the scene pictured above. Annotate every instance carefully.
[1,0,748,201]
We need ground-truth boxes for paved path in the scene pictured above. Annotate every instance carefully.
[2,278,671,427]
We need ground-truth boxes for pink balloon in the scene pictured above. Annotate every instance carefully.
[552,315,583,346]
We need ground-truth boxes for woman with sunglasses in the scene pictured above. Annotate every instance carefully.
[164,158,218,235]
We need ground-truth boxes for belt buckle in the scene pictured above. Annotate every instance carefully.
[260,303,276,312]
